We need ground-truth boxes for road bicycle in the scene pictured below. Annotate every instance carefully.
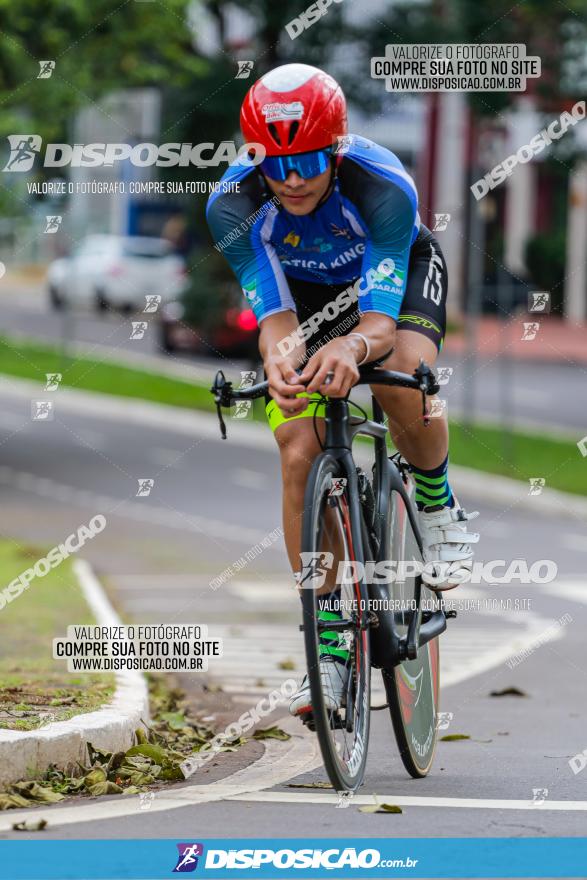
[211,362,455,792]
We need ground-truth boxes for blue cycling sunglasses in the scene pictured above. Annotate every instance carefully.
[259,147,333,181]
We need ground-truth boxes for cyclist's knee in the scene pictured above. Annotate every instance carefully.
[380,330,439,374]
[275,422,322,487]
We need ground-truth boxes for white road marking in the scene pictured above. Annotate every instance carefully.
[110,574,213,591]
[0,717,322,832]
[227,790,587,812]
[441,609,564,687]
[539,579,587,604]
[207,606,565,701]
[227,579,296,605]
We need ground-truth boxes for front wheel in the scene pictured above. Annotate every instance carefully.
[300,454,371,792]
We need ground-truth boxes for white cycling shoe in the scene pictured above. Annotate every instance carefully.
[418,498,480,590]
[289,656,349,716]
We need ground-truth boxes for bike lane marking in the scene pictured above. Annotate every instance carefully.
[225,790,587,811]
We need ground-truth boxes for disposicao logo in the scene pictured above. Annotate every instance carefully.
[3,136,266,170]
[173,843,204,873]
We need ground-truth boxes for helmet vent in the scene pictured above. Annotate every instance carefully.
[287,121,299,146]
[267,123,282,146]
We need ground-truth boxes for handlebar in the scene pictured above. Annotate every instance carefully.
[210,361,440,439]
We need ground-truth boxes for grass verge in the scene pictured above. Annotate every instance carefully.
[0,335,215,412]
[0,335,583,496]
[0,541,114,731]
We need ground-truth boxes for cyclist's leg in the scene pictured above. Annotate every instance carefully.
[265,275,360,584]
[370,226,479,587]
[374,329,446,470]
[272,415,324,573]
[271,414,352,714]
[370,225,448,471]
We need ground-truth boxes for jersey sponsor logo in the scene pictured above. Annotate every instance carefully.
[283,231,301,247]
[306,237,333,253]
[242,284,261,307]
[422,243,444,305]
[330,222,353,239]
[398,314,441,334]
[261,101,304,122]
[369,258,404,289]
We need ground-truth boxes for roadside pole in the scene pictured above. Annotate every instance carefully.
[497,265,514,465]
[463,180,484,430]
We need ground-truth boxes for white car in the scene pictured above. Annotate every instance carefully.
[47,234,187,312]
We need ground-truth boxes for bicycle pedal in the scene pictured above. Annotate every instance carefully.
[301,712,316,732]
[329,711,346,730]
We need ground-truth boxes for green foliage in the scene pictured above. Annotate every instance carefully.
[525,230,566,314]
[0,0,202,142]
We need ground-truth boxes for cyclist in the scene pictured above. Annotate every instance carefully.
[207,63,479,718]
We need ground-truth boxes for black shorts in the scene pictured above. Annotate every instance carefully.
[286,224,448,356]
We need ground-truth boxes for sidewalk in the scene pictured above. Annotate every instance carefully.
[444,316,587,366]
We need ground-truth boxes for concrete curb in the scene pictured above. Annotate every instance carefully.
[0,559,149,787]
[1,374,586,520]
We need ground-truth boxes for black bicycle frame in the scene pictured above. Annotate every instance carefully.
[210,363,448,668]
[309,393,447,670]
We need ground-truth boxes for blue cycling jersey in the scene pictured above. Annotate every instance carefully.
[206,134,420,323]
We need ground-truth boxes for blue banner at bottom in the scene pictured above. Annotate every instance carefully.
[0,837,586,879]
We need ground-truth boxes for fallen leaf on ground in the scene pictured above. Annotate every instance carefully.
[359,804,402,814]
[489,687,527,697]
[277,659,296,670]
[287,782,333,790]
[440,734,471,742]
[87,781,123,797]
[12,819,47,831]
[10,782,64,804]
[252,727,291,741]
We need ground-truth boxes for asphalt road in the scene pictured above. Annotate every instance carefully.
[1,282,585,435]
[0,381,585,844]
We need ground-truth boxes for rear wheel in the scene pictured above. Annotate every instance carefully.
[300,454,371,792]
[382,475,440,778]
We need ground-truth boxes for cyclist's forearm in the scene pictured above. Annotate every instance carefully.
[259,310,306,366]
[347,313,397,362]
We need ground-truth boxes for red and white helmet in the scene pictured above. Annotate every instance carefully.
[240,63,347,157]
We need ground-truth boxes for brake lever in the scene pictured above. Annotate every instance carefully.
[413,360,440,427]
[215,401,228,439]
[210,370,232,439]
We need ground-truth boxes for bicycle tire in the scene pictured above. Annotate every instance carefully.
[381,474,440,778]
[300,453,371,792]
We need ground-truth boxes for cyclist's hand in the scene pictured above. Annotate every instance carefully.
[265,356,308,417]
[300,338,360,397]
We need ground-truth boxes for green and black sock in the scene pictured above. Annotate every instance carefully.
[409,454,455,511]
[317,588,350,663]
